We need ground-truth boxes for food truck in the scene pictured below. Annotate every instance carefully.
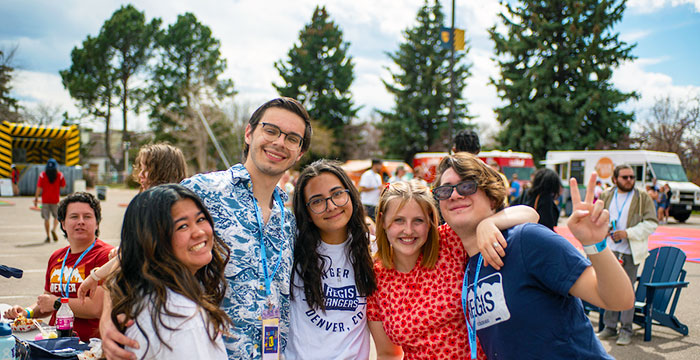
[545,150,700,222]
[412,150,536,187]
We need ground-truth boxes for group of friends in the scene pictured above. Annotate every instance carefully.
[4,97,648,359]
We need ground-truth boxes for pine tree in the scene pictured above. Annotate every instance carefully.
[490,0,636,161]
[147,12,234,172]
[274,6,357,158]
[0,47,21,122]
[379,0,472,163]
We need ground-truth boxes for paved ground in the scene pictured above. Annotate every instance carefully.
[1,188,699,359]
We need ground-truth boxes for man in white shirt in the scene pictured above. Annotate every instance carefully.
[358,159,383,219]
[596,164,658,346]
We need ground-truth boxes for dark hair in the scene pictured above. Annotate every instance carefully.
[107,184,231,355]
[242,97,312,160]
[291,159,376,311]
[453,129,481,154]
[133,143,188,189]
[371,159,382,166]
[529,168,561,198]
[613,164,633,179]
[57,192,102,238]
[46,159,58,184]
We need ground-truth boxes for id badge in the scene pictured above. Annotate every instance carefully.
[262,303,280,360]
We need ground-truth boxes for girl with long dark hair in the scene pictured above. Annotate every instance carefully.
[284,159,376,359]
[519,168,562,230]
[106,184,231,359]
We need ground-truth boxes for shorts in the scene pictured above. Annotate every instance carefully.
[41,203,59,220]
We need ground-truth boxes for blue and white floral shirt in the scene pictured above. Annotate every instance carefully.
[182,164,294,359]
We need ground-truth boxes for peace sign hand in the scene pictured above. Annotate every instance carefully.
[567,173,609,247]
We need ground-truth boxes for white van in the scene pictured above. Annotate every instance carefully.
[545,150,700,222]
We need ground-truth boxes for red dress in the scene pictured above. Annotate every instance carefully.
[367,224,486,359]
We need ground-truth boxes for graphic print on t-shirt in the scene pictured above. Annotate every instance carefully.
[303,264,366,333]
[48,265,85,294]
[467,273,511,330]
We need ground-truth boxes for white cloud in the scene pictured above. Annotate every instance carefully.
[612,57,700,125]
[627,0,700,13]
[620,29,654,42]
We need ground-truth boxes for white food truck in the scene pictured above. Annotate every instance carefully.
[545,150,700,222]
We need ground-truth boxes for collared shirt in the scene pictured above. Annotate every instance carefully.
[182,164,295,360]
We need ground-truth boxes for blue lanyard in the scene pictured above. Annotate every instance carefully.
[59,240,96,298]
[611,189,631,230]
[462,253,483,360]
[252,189,286,297]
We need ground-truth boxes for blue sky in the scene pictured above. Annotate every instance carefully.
[1,0,698,142]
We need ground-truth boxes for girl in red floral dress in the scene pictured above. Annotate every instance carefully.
[367,180,537,359]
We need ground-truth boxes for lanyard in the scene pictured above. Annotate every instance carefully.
[611,189,631,230]
[59,240,96,298]
[462,254,483,360]
[252,189,286,297]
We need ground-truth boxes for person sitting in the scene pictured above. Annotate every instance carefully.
[3,192,114,341]
[105,184,231,359]
[78,143,188,300]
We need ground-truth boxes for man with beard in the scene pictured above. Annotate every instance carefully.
[101,98,312,360]
[596,164,658,346]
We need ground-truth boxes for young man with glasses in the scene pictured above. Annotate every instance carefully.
[101,98,312,360]
[433,152,633,359]
[596,164,658,346]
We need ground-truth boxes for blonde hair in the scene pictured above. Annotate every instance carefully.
[434,153,507,212]
[133,143,188,188]
[375,180,440,270]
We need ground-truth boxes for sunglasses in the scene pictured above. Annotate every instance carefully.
[619,175,635,180]
[433,180,478,201]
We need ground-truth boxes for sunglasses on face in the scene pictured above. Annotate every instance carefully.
[619,175,635,180]
[432,180,478,201]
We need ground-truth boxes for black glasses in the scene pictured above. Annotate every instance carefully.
[433,180,478,201]
[619,175,635,180]
[260,122,304,150]
[306,189,351,214]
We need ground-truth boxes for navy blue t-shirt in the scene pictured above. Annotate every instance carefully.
[464,223,612,359]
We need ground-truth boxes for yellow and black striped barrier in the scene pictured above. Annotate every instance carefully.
[0,121,80,178]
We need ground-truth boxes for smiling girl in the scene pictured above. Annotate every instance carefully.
[106,184,231,359]
[368,180,537,359]
[285,160,376,359]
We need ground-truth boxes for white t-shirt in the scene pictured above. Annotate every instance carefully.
[608,189,632,254]
[359,169,382,206]
[125,289,227,360]
[285,238,370,360]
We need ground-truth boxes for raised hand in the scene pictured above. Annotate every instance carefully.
[567,173,609,246]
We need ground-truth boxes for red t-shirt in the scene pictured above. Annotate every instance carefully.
[44,239,114,341]
[367,224,486,359]
[37,171,66,204]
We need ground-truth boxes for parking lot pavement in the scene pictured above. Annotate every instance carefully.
[2,190,699,358]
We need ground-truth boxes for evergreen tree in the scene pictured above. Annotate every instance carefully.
[379,0,472,163]
[61,5,160,172]
[0,46,21,122]
[274,5,357,158]
[147,12,234,172]
[490,0,636,161]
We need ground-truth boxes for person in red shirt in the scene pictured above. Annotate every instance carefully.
[3,192,114,341]
[34,158,66,243]
[11,164,20,195]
